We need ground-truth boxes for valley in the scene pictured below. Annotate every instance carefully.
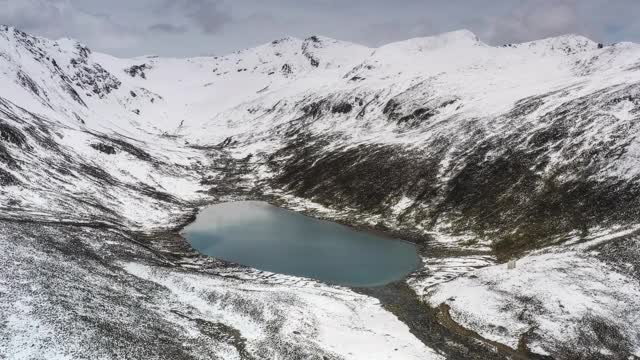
[1,25,640,359]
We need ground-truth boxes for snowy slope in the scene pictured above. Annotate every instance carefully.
[1,25,640,358]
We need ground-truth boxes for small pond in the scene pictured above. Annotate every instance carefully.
[181,201,419,287]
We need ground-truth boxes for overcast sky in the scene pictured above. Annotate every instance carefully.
[0,0,638,57]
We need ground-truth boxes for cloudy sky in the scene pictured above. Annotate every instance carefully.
[0,0,638,57]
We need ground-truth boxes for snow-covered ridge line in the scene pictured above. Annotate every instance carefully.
[0,24,626,64]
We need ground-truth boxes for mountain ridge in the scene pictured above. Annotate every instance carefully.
[1,26,640,358]
[2,23,619,59]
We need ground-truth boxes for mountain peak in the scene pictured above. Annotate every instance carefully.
[508,33,600,54]
[270,36,302,46]
[303,35,342,44]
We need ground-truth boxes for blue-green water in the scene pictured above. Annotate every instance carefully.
[181,201,419,287]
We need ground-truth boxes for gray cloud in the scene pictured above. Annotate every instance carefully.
[481,0,582,44]
[0,0,62,30]
[156,0,231,34]
[186,0,231,34]
[0,0,637,57]
[149,23,188,34]
[0,0,138,51]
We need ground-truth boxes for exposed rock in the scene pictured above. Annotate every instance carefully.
[331,102,353,114]
[90,143,116,155]
[125,64,150,79]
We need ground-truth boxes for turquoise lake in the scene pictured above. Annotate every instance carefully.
[181,201,420,287]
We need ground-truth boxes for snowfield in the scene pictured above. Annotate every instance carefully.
[1,24,640,359]
[425,242,640,356]
[124,263,443,360]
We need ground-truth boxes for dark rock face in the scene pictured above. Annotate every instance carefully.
[24,124,60,152]
[80,163,119,186]
[0,167,19,186]
[331,102,353,114]
[0,120,27,147]
[60,80,87,107]
[90,143,117,155]
[132,183,179,203]
[302,36,322,68]
[382,99,401,119]
[397,107,437,126]
[383,95,457,127]
[125,64,150,79]
[9,34,121,105]
[0,119,29,169]
[301,101,328,119]
[281,63,293,76]
[90,133,152,161]
[0,142,16,168]
[17,70,43,98]
[68,44,121,98]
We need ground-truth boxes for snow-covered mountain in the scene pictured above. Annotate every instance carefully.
[1,25,640,358]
